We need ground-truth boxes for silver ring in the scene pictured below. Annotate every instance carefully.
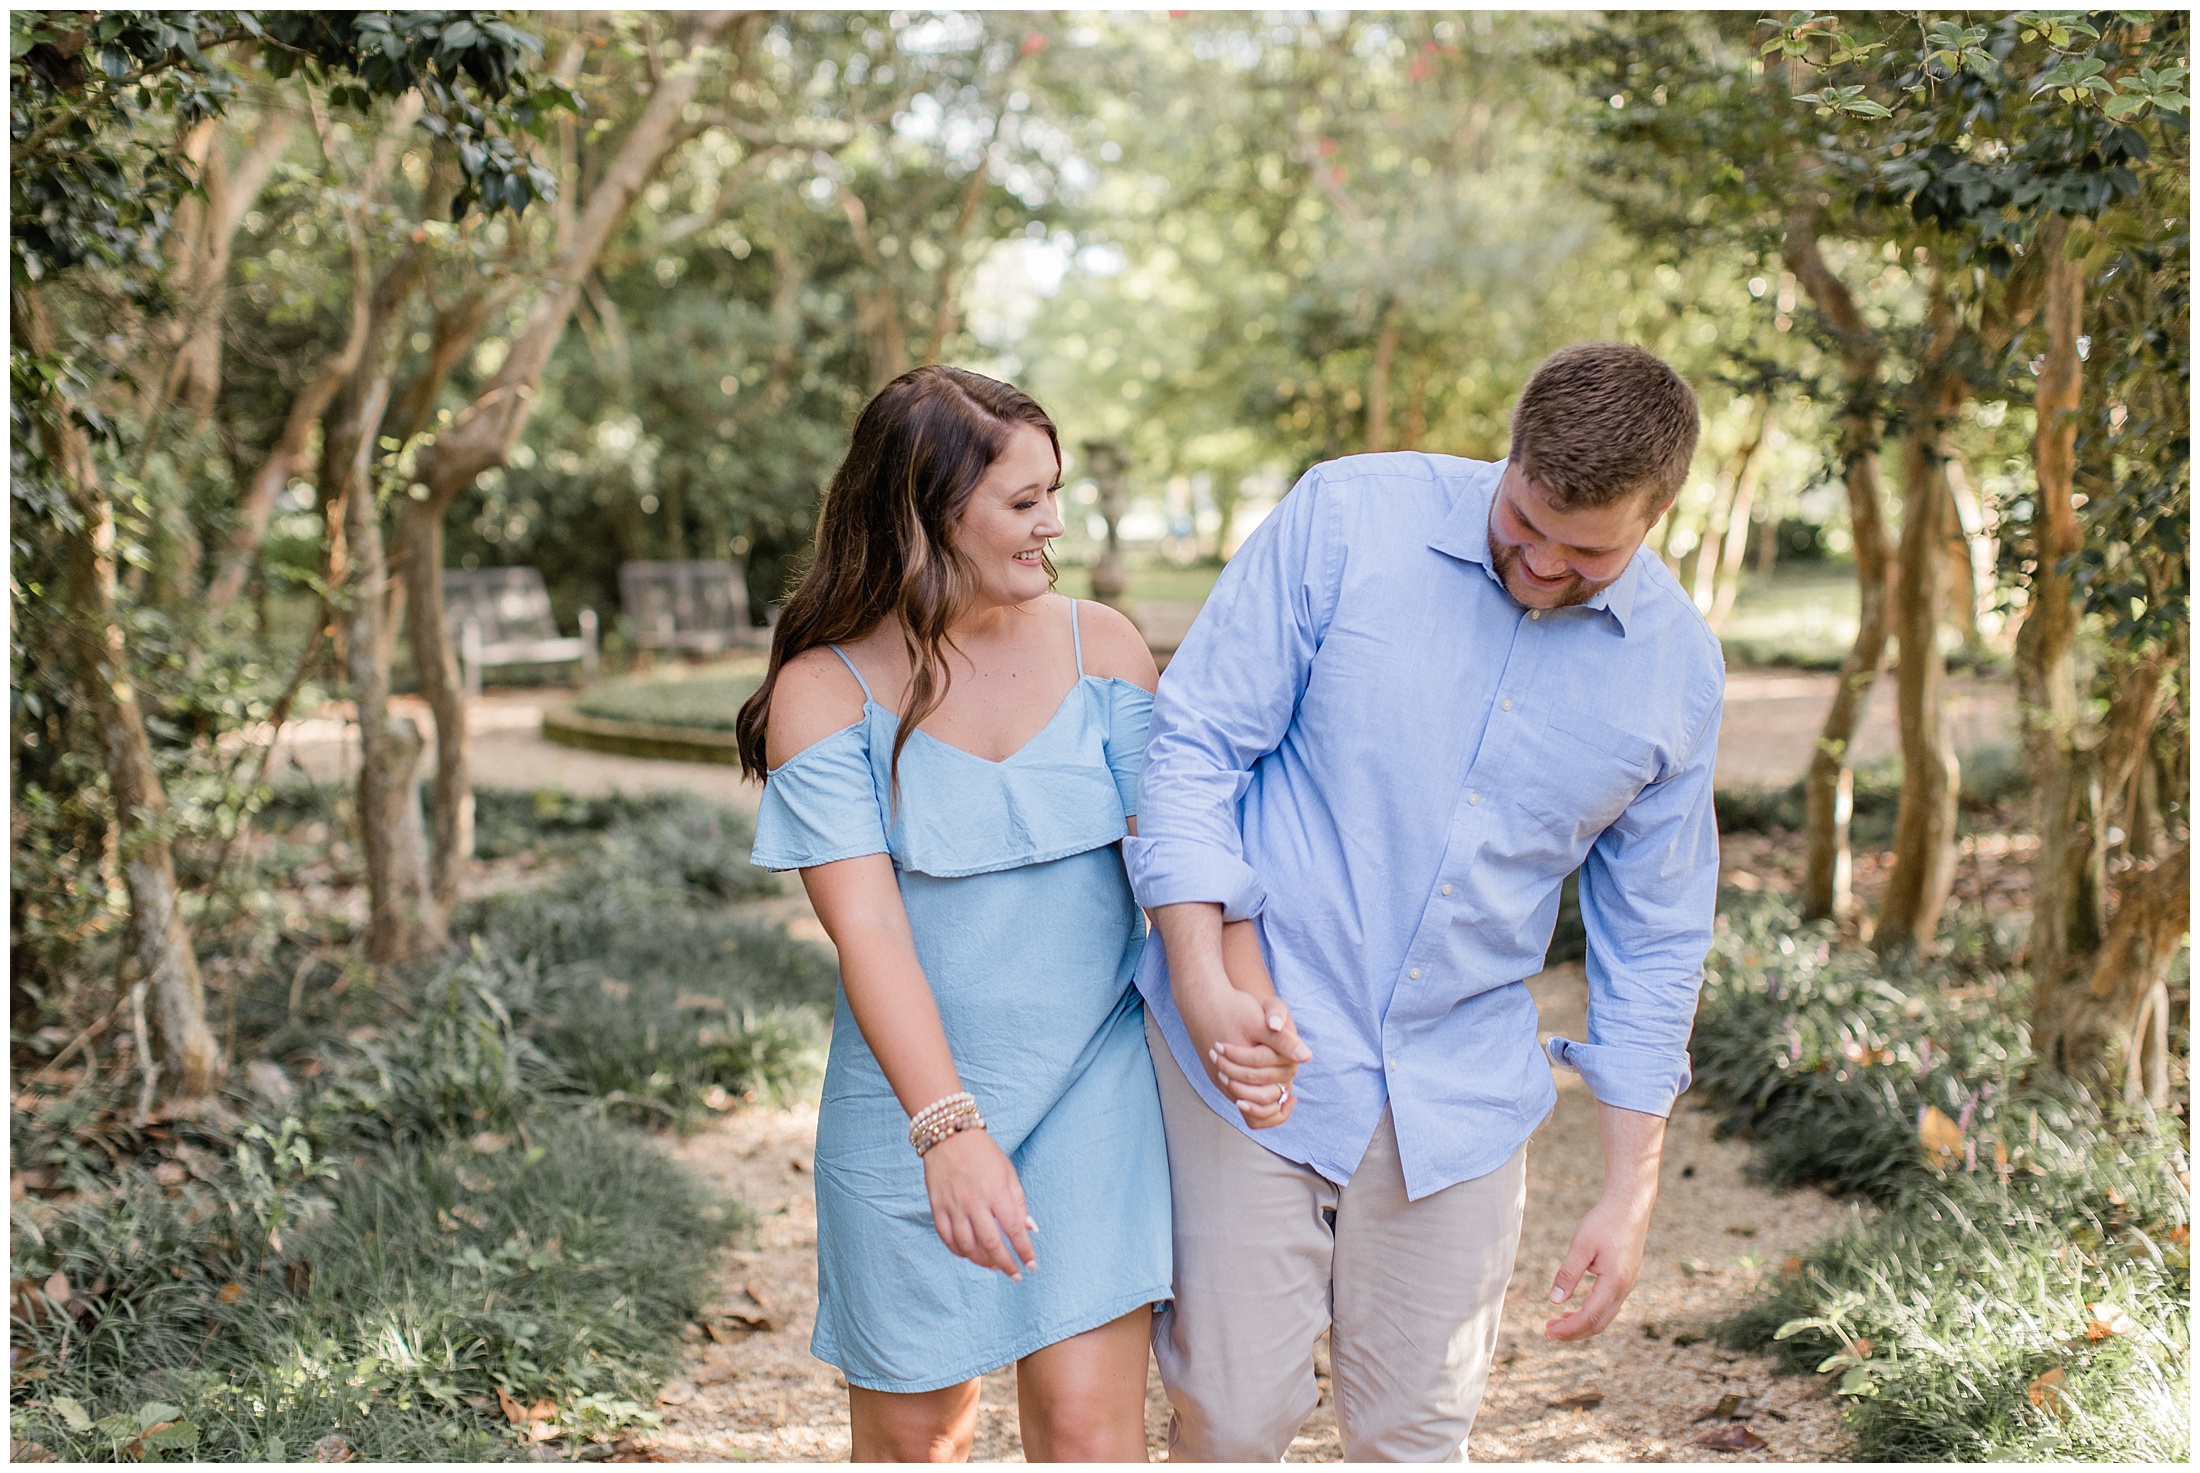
[1276,1082,1290,1106]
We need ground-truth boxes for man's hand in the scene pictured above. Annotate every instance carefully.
[1154,902,1310,1129]
[1179,982,1308,1128]
[1544,1101,1666,1340]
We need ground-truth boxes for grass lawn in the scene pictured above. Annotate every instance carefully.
[1715,563,1861,670]
[573,667,764,731]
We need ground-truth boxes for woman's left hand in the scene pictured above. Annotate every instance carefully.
[1209,1037,1300,1128]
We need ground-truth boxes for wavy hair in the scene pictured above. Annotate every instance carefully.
[735,365,1061,788]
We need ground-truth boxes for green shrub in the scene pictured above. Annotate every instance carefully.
[1714,746,2028,840]
[12,1114,731,1462]
[1697,891,2191,1462]
[571,671,762,732]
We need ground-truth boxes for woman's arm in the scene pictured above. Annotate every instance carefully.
[1084,601,1305,1128]
[770,650,1035,1281]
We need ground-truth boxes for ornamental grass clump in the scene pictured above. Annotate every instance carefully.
[1697,891,2190,1462]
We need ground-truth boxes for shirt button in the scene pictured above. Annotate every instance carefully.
[1468,792,1480,806]
[1441,884,1454,896]
[1408,967,1422,980]
[1501,699,1513,711]
[1530,609,1542,621]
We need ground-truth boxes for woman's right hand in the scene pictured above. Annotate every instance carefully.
[921,1128,1039,1281]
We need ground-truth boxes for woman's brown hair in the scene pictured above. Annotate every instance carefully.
[734,365,1062,785]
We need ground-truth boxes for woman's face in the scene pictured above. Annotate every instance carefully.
[952,423,1064,610]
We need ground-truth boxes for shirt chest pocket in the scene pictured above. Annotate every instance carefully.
[1516,706,1659,846]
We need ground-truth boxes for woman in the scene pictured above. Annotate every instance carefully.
[737,366,1296,1461]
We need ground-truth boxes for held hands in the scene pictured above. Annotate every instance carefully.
[921,1127,1039,1281]
[1176,975,1312,1130]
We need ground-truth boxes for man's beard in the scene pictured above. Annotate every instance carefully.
[1488,538,1607,609]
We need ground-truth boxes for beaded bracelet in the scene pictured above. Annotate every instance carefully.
[908,1091,985,1155]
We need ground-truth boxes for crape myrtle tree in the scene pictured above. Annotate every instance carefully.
[11,10,568,1096]
[449,11,1085,626]
[1563,10,2189,1096]
[1020,11,1804,555]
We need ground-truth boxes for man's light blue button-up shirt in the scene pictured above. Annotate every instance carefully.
[1126,452,1724,1200]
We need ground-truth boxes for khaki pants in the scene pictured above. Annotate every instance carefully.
[1148,1015,1526,1462]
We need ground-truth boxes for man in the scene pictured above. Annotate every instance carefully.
[1125,342,1723,1461]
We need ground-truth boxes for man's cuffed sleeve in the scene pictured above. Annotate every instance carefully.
[1124,468,1340,922]
[1548,684,1723,1118]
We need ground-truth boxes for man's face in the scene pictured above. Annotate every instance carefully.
[1486,461,1658,610]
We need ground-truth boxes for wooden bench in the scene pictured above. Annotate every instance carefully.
[618,559,770,653]
[442,567,599,696]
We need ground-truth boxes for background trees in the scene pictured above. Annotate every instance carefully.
[12,10,2188,1120]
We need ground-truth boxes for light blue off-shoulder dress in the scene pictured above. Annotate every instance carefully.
[750,602,1172,1394]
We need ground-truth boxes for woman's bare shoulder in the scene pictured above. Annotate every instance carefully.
[1075,598,1159,693]
[764,646,870,768]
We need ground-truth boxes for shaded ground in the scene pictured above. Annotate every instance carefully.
[646,960,1855,1463]
[259,665,2025,1460]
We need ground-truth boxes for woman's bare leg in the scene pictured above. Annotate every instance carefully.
[849,1380,982,1462]
[1016,1308,1153,1462]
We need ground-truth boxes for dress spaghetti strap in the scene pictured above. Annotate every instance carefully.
[1070,599,1085,677]
[826,644,875,703]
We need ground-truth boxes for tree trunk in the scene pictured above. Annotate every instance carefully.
[1706,398,1774,630]
[16,286,221,1096]
[162,111,298,424]
[1366,305,1398,453]
[2032,846,2189,1105]
[1875,289,1966,954]
[405,12,746,900]
[205,93,412,616]
[321,181,448,963]
[1785,217,1894,928]
[2014,227,2095,993]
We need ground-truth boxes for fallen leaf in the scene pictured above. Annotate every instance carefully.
[1694,1392,1750,1422]
[153,1162,188,1186]
[1845,1337,1874,1360]
[527,1399,556,1425]
[450,1203,490,1230]
[655,1381,696,1407]
[692,1347,738,1386]
[1724,1224,1758,1237]
[1549,1390,1603,1411]
[456,1166,495,1193]
[285,1260,313,1298]
[311,1432,353,1462]
[528,1419,562,1442]
[2168,1225,2189,1246]
[2027,1367,2070,1418]
[470,1132,510,1156]
[1918,1106,1963,1164]
[2084,1301,2133,1340]
[499,1388,530,1426]
[42,1273,70,1306]
[1781,1256,1804,1275]
[1694,1423,1767,1452]
[1679,1258,1720,1277]
[217,1282,244,1304]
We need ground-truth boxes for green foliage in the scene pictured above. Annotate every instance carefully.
[12,784,821,1460]
[12,1113,730,1462]
[1697,891,2191,1461]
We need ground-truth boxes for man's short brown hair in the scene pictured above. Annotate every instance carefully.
[1508,343,1700,514]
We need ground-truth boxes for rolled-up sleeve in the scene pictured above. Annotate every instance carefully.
[1547,684,1723,1117]
[1125,469,1340,921]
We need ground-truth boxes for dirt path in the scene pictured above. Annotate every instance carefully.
[645,958,1853,1463]
[266,672,1915,1459]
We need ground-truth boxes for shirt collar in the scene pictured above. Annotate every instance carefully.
[1427,459,1640,636]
